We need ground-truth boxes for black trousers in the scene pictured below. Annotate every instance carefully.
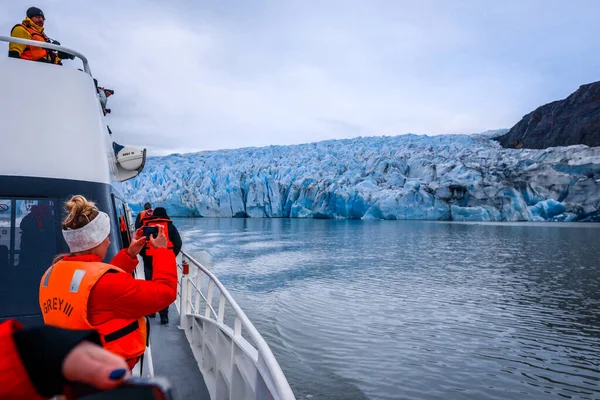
[142,255,169,319]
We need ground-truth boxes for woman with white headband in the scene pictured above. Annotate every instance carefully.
[39,195,177,369]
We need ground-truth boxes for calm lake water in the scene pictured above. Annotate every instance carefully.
[175,218,600,400]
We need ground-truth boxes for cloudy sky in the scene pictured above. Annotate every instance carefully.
[2,1,600,155]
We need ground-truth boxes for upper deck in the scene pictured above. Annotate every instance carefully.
[0,36,117,185]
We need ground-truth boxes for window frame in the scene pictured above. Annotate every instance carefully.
[111,193,133,249]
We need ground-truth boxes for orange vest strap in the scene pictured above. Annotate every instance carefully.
[104,320,139,343]
[144,217,172,224]
[41,264,54,287]
[13,23,48,41]
[13,23,49,61]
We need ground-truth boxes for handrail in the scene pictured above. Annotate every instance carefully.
[0,35,92,75]
[180,250,295,400]
[187,278,218,317]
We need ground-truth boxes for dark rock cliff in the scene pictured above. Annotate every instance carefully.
[496,81,600,149]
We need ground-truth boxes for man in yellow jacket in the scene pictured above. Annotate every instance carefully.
[8,7,70,64]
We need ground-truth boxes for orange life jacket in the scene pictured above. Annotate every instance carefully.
[143,218,174,256]
[39,261,147,362]
[12,23,49,61]
[119,215,127,233]
[138,209,154,225]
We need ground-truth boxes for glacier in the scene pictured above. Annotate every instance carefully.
[122,132,600,222]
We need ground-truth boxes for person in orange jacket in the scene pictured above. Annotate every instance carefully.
[8,7,71,64]
[140,207,182,325]
[135,202,154,229]
[0,319,130,399]
[119,213,131,248]
[39,195,177,369]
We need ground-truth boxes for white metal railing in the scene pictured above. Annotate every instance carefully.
[133,258,155,379]
[178,250,295,400]
[0,35,91,75]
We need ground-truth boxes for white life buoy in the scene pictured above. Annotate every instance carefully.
[117,147,144,171]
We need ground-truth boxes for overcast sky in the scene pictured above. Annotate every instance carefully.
[2,1,600,155]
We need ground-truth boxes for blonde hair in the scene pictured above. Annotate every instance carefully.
[62,195,99,230]
[54,195,100,262]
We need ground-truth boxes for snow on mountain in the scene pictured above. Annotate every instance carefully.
[122,132,600,222]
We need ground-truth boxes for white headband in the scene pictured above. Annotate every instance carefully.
[62,211,111,253]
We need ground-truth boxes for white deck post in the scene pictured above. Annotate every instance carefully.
[179,257,190,329]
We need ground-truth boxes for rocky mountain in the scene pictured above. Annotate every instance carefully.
[496,81,600,149]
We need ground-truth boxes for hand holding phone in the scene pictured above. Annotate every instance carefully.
[142,226,158,240]
[127,228,148,258]
[148,225,167,249]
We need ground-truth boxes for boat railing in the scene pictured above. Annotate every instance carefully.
[178,250,295,400]
[0,35,91,75]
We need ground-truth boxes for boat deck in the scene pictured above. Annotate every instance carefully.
[149,306,211,400]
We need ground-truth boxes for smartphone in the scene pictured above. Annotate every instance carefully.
[143,226,159,239]
[66,377,173,400]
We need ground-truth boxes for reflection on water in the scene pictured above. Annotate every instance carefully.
[176,218,600,400]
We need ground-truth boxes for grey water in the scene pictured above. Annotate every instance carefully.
[175,218,600,400]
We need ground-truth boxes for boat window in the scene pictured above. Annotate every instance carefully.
[0,198,59,319]
[15,199,57,267]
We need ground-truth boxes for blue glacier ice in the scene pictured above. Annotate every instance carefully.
[122,132,600,222]
[530,199,566,221]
